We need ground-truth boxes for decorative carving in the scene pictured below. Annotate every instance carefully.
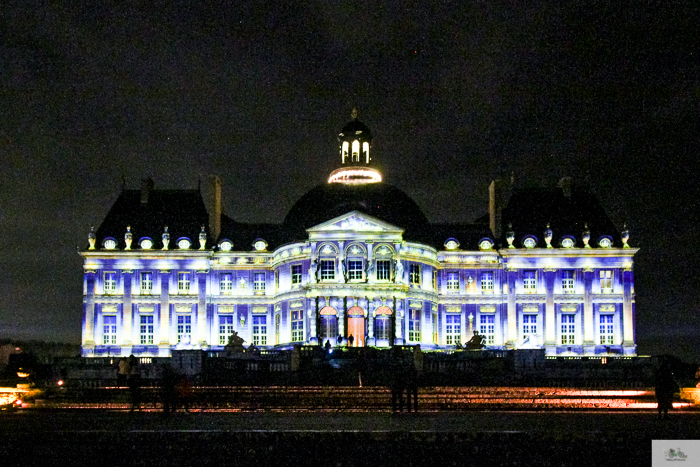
[199,226,207,250]
[88,226,96,250]
[544,224,553,249]
[124,226,133,250]
[506,224,515,249]
[621,224,630,248]
[582,224,591,248]
[162,226,170,250]
[394,259,404,284]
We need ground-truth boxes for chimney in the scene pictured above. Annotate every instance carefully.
[558,177,573,198]
[205,175,222,240]
[140,178,154,204]
[489,178,505,239]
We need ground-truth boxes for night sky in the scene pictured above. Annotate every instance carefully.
[1,2,698,360]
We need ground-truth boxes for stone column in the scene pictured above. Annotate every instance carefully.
[395,298,404,345]
[197,271,208,347]
[159,270,171,356]
[583,268,595,354]
[622,267,636,354]
[544,268,556,352]
[83,270,97,350]
[309,296,318,345]
[367,300,375,345]
[122,270,134,354]
[338,296,346,339]
[506,268,517,348]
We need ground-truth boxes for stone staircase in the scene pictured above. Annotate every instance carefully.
[29,385,686,411]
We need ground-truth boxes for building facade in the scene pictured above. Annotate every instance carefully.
[80,113,637,357]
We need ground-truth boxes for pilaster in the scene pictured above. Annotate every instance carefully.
[83,270,97,346]
[506,268,517,348]
[122,270,133,348]
[622,267,636,354]
[159,270,171,349]
[197,270,208,347]
[544,268,556,347]
[583,268,595,354]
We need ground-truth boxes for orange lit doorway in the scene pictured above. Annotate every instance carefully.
[347,317,365,347]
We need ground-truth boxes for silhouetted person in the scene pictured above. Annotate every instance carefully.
[117,357,129,387]
[655,361,678,419]
[389,347,405,412]
[127,354,141,412]
[161,364,178,416]
[324,340,332,351]
[348,334,355,347]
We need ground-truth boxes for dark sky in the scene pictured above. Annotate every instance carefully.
[1,1,698,360]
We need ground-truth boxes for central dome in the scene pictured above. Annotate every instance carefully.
[283,182,429,239]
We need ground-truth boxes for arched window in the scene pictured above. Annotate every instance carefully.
[342,141,349,163]
[352,140,360,162]
[363,142,370,163]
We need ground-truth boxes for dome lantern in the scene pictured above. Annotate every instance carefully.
[329,107,382,185]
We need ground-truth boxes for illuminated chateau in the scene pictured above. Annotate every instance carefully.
[80,111,638,357]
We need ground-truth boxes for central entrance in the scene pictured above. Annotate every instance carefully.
[346,306,365,347]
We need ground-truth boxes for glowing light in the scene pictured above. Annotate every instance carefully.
[178,238,191,249]
[140,238,153,250]
[103,238,117,250]
[219,240,233,251]
[328,167,382,185]
[57,380,64,386]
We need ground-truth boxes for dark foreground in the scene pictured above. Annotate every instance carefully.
[1,410,698,466]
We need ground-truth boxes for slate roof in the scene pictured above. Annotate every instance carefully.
[500,187,620,248]
[93,189,210,250]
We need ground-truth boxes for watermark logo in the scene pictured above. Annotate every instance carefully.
[665,448,687,461]
[653,441,699,465]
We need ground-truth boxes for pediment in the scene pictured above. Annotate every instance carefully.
[307,211,404,235]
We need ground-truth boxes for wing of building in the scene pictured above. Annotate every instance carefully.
[80,111,638,357]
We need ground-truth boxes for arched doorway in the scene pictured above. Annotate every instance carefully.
[347,306,365,347]
[319,306,338,345]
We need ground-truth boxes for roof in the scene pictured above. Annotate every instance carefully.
[500,187,620,248]
[93,189,209,249]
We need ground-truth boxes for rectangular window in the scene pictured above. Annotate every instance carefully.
[479,315,495,345]
[103,315,117,344]
[481,272,494,293]
[275,270,279,291]
[291,265,302,285]
[600,270,613,293]
[219,315,234,345]
[447,272,459,292]
[140,315,154,345]
[291,310,304,342]
[433,270,438,292]
[410,264,421,286]
[178,272,191,294]
[104,272,117,294]
[561,314,576,344]
[376,260,391,281]
[347,260,363,281]
[562,270,575,294]
[523,314,537,336]
[446,314,461,345]
[220,273,233,295]
[320,260,335,281]
[177,315,191,343]
[600,315,614,345]
[253,316,267,345]
[375,318,390,340]
[140,272,153,294]
[408,309,421,341]
[523,270,536,293]
[254,273,266,294]
[432,312,438,344]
